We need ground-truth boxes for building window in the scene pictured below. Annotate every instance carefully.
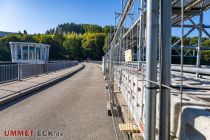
[10,42,50,63]
[23,46,28,60]
[36,47,41,60]
[29,46,35,60]
[17,46,21,60]
[42,47,45,60]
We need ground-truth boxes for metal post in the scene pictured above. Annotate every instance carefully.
[36,63,38,77]
[46,63,49,74]
[159,0,172,139]
[21,45,23,60]
[35,44,37,61]
[18,63,21,81]
[145,0,158,139]
[109,36,115,103]
[138,0,145,70]
[28,45,30,60]
[196,12,203,78]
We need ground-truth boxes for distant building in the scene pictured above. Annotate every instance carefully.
[0,31,17,37]
[9,42,50,64]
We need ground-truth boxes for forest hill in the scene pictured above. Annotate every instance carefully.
[0,23,210,63]
[0,23,114,61]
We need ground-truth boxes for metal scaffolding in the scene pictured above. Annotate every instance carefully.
[103,0,210,140]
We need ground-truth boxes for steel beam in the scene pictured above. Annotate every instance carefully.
[173,24,210,28]
[203,28,210,38]
[113,0,134,42]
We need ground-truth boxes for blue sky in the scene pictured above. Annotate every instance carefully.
[0,0,121,34]
[0,0,209,36]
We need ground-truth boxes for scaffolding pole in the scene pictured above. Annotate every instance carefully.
[138,0,145,70]
[145,0,158,139]
[159,0,172,139]
[196,12,203,78]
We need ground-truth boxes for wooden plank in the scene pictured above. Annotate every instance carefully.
[118,123,140,133]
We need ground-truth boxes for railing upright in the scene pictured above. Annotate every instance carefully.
[18,63,21,81]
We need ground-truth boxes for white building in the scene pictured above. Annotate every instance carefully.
[9,42,50,64]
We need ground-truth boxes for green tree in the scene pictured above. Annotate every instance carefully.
[103,26,114,34]
[63,33,82,60]
[0,46,10,61]
[103,35,110,53]
[202,39,210,47]
[82,24,102,33]
[23,30,27,35]
[171,36,179,45]
[82,33,105,60]
[0,35,22,61]
[189,37,198,46]
[33,34,65,60]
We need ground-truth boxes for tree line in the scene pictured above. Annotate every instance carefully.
[172,36,210,64]
[0,23,114,61]
[0,22,210,64]
[46,23,105,34]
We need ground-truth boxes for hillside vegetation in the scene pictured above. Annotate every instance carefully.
[0,23,210,64]
[0,23,114,61]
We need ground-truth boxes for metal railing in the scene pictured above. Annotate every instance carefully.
[0,64,18,83]
[0,61,78,84]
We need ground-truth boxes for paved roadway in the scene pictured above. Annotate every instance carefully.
[0,63,115,140]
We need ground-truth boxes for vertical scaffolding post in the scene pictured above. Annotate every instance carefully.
[119,27,123,63]
[159,0,172,139]
[138,0,145,70]
[145,0,158,139]
[196,12,203,78]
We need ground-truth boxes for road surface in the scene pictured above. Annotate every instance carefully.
[0,63,115,140]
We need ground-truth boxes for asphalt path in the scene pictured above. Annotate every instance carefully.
[0,63,115,140]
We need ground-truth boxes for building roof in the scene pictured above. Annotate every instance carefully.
[9,42,50,47]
